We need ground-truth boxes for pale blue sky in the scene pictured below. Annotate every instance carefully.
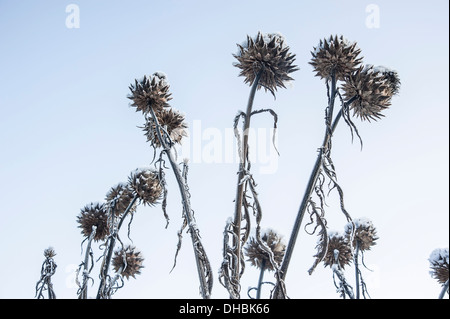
[0,0,448,299]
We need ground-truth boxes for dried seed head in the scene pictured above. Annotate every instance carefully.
[373,65,401,96]
[345,218,378,251]
[112,245,144,280]
[128,168,163,206]
[141,108,188,148]
[233,32,299,97]
[342,65,393,121]
[105,183,136,216]
[429,248,449,286]
[244,229,286,271]
[128,72,172,115]
[44,247,56,258]
[310,35,363,81]
[322,232,353,269]
[77,202,110,241]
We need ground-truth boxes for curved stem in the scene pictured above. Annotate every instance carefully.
[232,70,263,296]
[273,87,357,298]
[148,106,212,299]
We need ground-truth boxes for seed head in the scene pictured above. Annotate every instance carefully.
[244,229,286,271]
[112,245,144,280]
[127,168,163,206]
[310,35,363,81]
[342,65,393,121]
[345,218,378,251]
[105,183,136,216]
[322,232,353,269]
[141,108,188,148]
[44,247,57,258]
[77,202,110,241]
[233,32,298,97]
[429,248,449,286]
[128,72,172,115]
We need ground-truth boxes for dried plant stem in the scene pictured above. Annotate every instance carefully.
[96,196,137,299]
[354,240,361,299]
[273,74,358,297]
[148,106,212,299]
[256,259,266,299]
[232,70,263,296]
[439,280,449,299]
[78,226,96,299]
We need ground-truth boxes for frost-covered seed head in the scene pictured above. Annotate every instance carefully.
[244,229,286,271]
[44,247,56,258]
[128,72,172,115]
[77,202,110,241]
[428,248,449,286]
[105,183,136,216]
[112,245,144,280]
[142,108,188,148]
[374,66,401,96]
[345,218,378,251]
[127,168,163,206]
[233,32,299,97]
[342,65,393,121]
[322,232,353,269]
[310,35,363,81]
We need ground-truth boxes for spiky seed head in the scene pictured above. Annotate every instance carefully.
[112,245,144,280]
[429,248,449,286]
[44,247,57,258]
[141,108,188,148]
[244,229,286,271]
[127,168,163,206]
[345,218,379,251]
[105,183,136,216]
[322,232,353,269]
[77,202,110,241]
[310,35,363,81]
[342,65,393,121]
[128,72,172,115]
[373,66,401,96]
[233,32,299,97]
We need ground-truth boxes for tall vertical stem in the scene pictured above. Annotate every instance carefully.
[148,106,211,299]
[354,240,361,299]
[256,259,266,299]
[232,70,262,296]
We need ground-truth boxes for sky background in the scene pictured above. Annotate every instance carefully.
[0,0,448,299]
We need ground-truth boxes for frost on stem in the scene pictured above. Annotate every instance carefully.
[35,247,57,299]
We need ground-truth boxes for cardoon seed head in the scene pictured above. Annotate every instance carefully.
[310,35,363,81]
[244,229,286,271]
[429,248,449,286]
[112,245,144,280]
[105,182,136,216]
[127,168,163,206]
[141,108,188,148]
[44,247,57,258]
[233,32,298,97]
[128,72,172,114]
[345,217,378,251]
[342,65,393,121]
[77,202,110,241]
[322,231,353,269]
[373,65,401,96]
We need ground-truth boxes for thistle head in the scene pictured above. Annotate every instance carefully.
[128,72,172,114]
[142,108,188,148]
[322,231,353,269]
[429,248,449,286]
[244,229,286,271]
[127,168,163,206]
[310,35,362,81]
[44,247,57,259]
[105,182,137,216]
[112,245,144,280]
[233,32,298,97]
[77,202,110,241]
[345,217,378,251]
[342,65,394,121]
